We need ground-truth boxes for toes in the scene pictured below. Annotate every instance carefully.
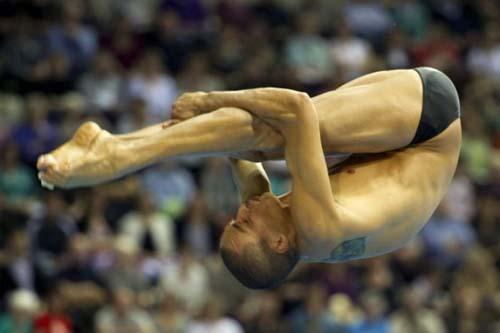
[37,154,57,172]
[38,172,55,190]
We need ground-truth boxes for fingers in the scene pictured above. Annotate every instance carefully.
[162,119,181,129]
[171,92,207,121]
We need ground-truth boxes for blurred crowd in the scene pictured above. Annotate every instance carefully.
[0,0,500,332]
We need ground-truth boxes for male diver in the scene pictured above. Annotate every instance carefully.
[37,68,461,289]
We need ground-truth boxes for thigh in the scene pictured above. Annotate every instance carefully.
[312,69,423,154]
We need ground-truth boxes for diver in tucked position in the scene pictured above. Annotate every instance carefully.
[37,68,461,289]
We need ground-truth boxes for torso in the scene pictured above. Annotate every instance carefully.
[293,120,462,263]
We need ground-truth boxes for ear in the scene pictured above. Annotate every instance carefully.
[269,234,289,254]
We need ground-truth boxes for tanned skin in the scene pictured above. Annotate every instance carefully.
[37,69,461,263]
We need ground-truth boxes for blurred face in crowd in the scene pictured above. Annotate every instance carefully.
[454,285,482,317]
[305,284,327,314]
[158,11,181,36]
[7,231,30,257]
[62,1,84,27]
[1,143,20,169]
[112,288,135,314]
[26,94,49,125]
[45,192,66,219]
[401,286,424,312]
[361,291,387,320]
[68,234,91,263]
[297,12,319,35]
[138,193,154,217]
[47,288,66,314]
[94,51,116,76]
[141,51,165,78]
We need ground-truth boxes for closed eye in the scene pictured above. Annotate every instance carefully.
[233,223,244,232]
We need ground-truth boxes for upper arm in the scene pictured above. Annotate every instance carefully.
[282,95,345,240]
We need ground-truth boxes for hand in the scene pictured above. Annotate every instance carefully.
[171,92,208,122]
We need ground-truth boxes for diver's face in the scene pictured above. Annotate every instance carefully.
[220,192,287,253]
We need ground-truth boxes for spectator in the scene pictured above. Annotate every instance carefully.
[148,10,193,75]
[320,265,360,301]
[390,285,447,333]
[95,287,156,333]
[29,192,76,277]
[117,97,149,133]
[384,29,410,69]
[236,291,282,333]
[34,286,73,333]
[77,189,114,273]
[140,161,197,214]
[200,158,239,227]
[287,284,338,333]
[78,51,123,114]
[0,94,23,145]
[445,284,489,333]
[47,1,97,75]
[0,290,40,333]
[350,290,390,333]
[177,53,225,93]
[10,94,60,165]
[441,168,476,224]
[126,49,178,124]
[160,246,210,314]
[118,193,176,258]
[103,236,149,292]
[187,297,243,333]
[330,21,373,81]
[1,15,50,91]
[154,293,189,333]
[180,194,216,257]
[101,18,145,70]
[389,0,429,41]
[210,26,246,75]
[466,23,500,79]
[452,247,498,295]
[411,23,460,70]
[58,234,99,281]
[285,11,333,93]
[0,142,38,211]
[160,0,207,29]
[0,231,46,308]
[342,0,392,43]
[421,202,476,269]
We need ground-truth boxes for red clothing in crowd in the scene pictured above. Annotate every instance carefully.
[34,313,72,333]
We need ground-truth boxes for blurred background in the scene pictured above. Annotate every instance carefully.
[0,0,499,332]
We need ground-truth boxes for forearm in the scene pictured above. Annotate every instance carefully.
[229,158,271,202]
[198,88,307,129]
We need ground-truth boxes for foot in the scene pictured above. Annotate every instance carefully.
[37,122,118,189]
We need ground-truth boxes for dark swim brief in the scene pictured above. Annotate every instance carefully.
[411,67,461,145]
